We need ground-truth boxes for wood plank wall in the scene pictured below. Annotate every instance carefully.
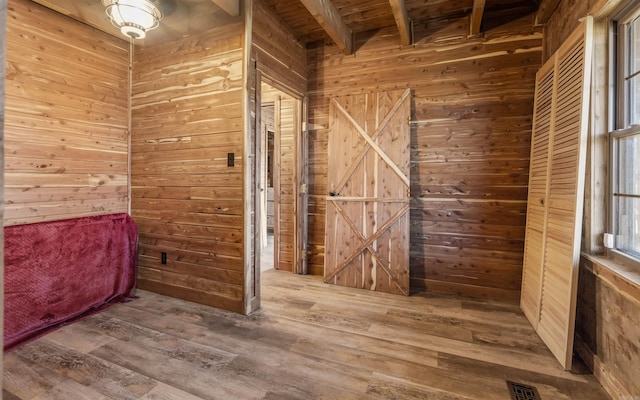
[544,0,601,61]
[4,0,130,226]
[307,15,542,300]
[252,0,307,96]
[576,258,640,398]
[131,22,246,313]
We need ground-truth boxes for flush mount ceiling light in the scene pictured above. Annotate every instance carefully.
[102,0,163,40]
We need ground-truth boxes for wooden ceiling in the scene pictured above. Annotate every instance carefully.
[263,0,537,42]
[29,0,546,49]
[262,0,542,53]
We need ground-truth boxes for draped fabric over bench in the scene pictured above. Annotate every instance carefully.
[4,213,138,351]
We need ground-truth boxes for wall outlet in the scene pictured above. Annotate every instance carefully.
[603,233,614,249]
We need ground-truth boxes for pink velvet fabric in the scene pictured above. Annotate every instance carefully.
[4,213,138,351]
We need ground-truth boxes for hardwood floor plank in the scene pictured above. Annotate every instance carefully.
[3,270,611,400]
[437,353,608,400]
[273,316,441,368]
[3,353,66,399]
[9,339,158,399]
[44,324,118,354]
[2,390,21,400]
[31,379,112,400]
[367,322,584,381]
[95,304,371,398]
[366,373,476,400]
[139,383,206,400]
[91,340,263,400]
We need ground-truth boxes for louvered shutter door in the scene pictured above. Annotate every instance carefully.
[520,16,593,370]
[521,62,555,327]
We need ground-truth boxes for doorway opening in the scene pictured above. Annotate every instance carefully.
[257,81,303,274]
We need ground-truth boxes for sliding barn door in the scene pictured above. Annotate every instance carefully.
[520,17,593,370]
[324,89,411,295]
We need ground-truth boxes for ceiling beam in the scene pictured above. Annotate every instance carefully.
[469,0,485,35]
[389,0,411,46]
[536,0,561,25]
[298,0,353,54]
[211,0,240,17]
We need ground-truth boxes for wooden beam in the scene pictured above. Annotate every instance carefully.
[389,0,411,46]
[211,0,240,17]
[298,0,353,54]
[536,0,562,25]
[470,0,486,35]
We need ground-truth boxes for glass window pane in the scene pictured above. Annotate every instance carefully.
[630,76,640,126]
[615,131,640,257]
[613,8,640,262]
[615,196,640,258]
[617,133,640,196]
[631,17,640,77]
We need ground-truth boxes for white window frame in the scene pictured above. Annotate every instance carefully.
[609,2,640,267]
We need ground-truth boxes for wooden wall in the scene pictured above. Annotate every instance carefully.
[576,258,640,398]
[4,0,130,226]
[307,15,542,300]
[252,0,307,96]
[544,0,601,61]
[131,22,246,313]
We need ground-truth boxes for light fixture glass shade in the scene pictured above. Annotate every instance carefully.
[102,0,163,40]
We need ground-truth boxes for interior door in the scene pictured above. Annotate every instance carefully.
[520,17,593,370]
[324,89,411,295]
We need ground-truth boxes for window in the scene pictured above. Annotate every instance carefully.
[611,4,640,260]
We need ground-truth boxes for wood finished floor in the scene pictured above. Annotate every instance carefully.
[3,270,610,400]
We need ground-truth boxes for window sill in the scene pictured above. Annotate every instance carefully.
[581,253,640,303]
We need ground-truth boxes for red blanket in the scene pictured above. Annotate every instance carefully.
[4,213,138,351]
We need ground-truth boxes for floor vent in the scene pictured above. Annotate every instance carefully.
[506,381,540,400]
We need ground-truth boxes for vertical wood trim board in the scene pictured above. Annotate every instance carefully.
[244,0,257,314]
[4,0,130,225]
[257,77,268,251]
[128,41,133,215]
[295,96,309,274]
[273,96,282,271]
[0,0,7,391]
[520,16,593,370]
